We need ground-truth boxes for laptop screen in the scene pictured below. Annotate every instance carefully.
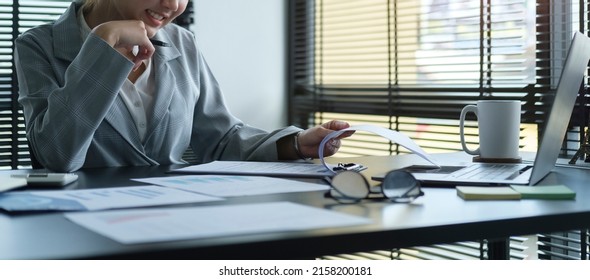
[528,31,590,185]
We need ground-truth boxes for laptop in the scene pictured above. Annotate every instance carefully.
[374,31,590,186]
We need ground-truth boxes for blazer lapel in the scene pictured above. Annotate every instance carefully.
[52,3,183,150]
[145,33,182,141]
[103,97,145,148]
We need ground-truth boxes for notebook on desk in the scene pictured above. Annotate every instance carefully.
[373,31,590,186]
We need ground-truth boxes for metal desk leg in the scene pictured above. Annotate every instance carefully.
[487,238,510,260]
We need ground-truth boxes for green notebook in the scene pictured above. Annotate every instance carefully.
[456,186,521,200]
[510,185,576,200]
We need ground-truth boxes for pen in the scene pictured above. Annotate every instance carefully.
[149,39,171,47]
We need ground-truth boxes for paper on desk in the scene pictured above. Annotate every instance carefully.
[132,175,329,197]
[65,201,371,244]
[0,175,27,193]
[319,124,439,173]
[0,185,222,212]
[172,161,335,178]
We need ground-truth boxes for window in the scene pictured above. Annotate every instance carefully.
[289,0,588,159]
[289,0,590,259]
[1,0,71,170]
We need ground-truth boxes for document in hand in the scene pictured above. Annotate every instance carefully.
[172,124,437,178]
[318,124,439,174]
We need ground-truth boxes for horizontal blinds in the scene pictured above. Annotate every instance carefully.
[291,0,537,123]
[290,0,589,158]
[537,231,588,260]
[0,1,19,169]
[0,0,70,169]
[320,237,535,260]
[290,0,543,156]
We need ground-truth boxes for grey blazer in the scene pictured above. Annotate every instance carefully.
[15,2,299,172]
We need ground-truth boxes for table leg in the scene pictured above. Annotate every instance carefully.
[487,238,510,260]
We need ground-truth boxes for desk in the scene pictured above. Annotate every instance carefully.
[1,153,590,259]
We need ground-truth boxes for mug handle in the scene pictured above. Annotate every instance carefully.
[460,105,480,155]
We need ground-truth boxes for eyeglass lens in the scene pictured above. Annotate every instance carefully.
[381,170,422,200]
[330,170,422,203]
[330,170,370,200]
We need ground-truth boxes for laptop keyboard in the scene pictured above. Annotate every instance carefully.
[450,164,527,180]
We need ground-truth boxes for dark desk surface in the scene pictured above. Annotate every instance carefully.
[2,153,590,259]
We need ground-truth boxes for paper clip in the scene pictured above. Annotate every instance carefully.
[332,163,367,172]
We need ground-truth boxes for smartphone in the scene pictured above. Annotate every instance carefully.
[12,173,79,186]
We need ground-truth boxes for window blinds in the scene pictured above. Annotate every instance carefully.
[1,0,70,170]
[289,0,588,159]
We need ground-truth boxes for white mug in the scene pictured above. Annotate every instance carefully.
[459,100,521,160]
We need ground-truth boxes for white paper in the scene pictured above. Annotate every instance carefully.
[65,201,371,244]
[319,124,440,173]
[172,161,335,178]
[0,176,27,192]
[0,186,222,211]
[132,175,329,197]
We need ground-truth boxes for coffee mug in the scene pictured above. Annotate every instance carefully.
[459,100,521,160]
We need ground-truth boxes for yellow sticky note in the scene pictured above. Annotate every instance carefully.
[456,186,521,200]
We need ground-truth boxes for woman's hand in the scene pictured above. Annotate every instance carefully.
[296,120,354,158]
[91,20,155,70]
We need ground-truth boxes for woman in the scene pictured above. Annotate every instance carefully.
[15,0,350,172]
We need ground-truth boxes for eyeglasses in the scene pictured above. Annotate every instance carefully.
[326,170,424,203]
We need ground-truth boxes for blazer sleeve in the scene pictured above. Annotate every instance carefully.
[15,32,133,172]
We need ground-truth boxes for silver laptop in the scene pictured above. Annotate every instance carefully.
[380,31,590,186]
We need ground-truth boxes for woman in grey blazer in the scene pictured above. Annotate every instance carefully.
[15,0,350,172]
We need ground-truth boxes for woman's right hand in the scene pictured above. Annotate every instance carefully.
[91,20,155,70]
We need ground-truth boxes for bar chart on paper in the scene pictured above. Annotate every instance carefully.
[133,175,329,197]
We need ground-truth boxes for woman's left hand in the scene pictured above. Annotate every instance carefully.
[297,120,354,158]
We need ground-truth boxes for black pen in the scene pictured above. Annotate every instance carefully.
[150,39,171,47]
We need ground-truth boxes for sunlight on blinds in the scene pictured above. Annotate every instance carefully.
[315,0,390,85]
[310,0,538,157]
[315,0,535,87]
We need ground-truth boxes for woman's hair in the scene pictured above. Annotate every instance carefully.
[81,0,99,13]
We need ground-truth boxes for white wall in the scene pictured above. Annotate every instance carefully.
[192,0,286,131]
